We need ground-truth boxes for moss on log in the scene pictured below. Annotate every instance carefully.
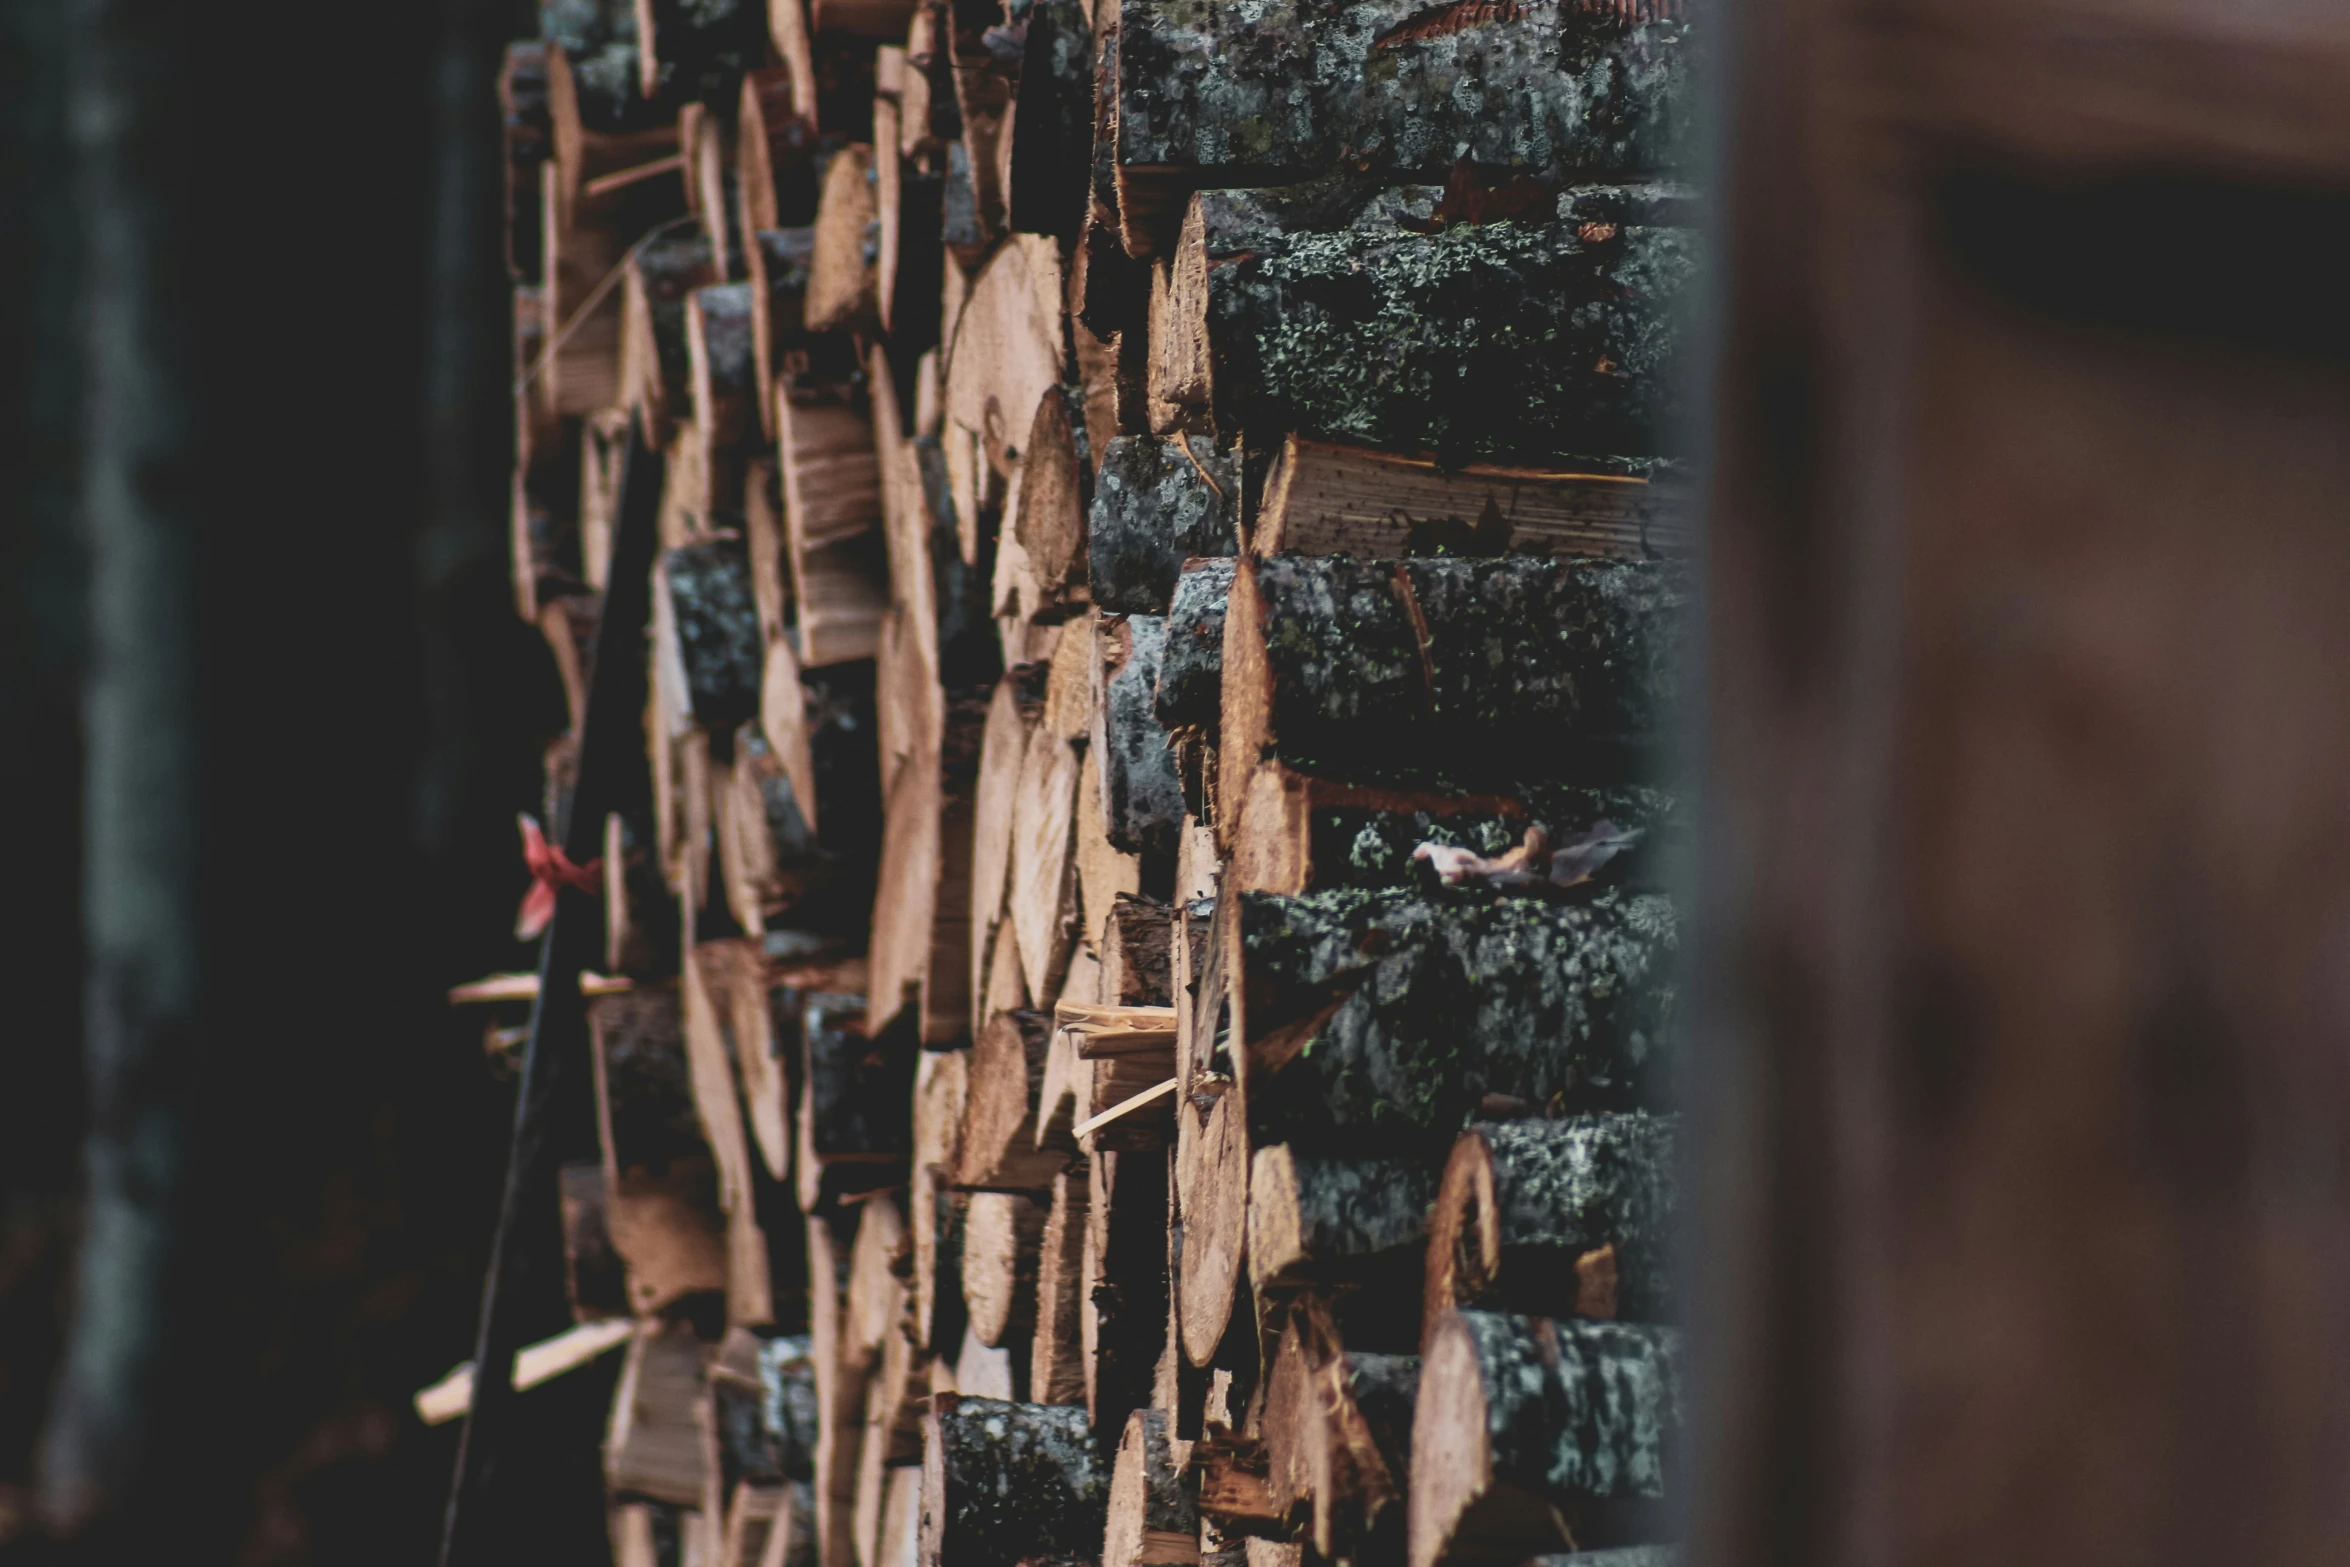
[1088,436,1240,616]
[1153,557,1235,731]
[919,1396,1109,1567]
[1238,886,1678,1155]
[1096,614,1185,858]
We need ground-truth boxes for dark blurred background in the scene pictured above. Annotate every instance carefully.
[0,0,560,1560]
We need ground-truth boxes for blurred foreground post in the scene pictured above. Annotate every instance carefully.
[1699,0,2350,1563]
[37,0,197,1534]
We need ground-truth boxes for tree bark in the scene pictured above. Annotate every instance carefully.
[1100,895,1173,1009]
[1094,615,1185,858]
[1087,436,1239,616]
[800,991,916,1165]
[1237,887,1680,1157]
[1006,0,1093,242]
[1112,0,1698,253]
[689,282,759,451]
[1154,557,1234,735]
[1105,1408,1199,1567]
[1426,1113,1679,1334]
[659,535,765,756]
[1407,1312,1681,1567]
[747,228,817,441]
[1246,1146,1434,1288]
[1222,555,1686,795]
[1163,194,1697,467]
[623,232,721,446]
[919,1396,1109,1567]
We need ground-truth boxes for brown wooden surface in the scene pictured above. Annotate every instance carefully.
[1699,0,2350,1560]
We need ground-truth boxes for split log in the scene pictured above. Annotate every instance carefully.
[855,1326,933,1567]
[1426,1113,1679,1331]
[1153,557,1233,732]
[606,810,684,977]
[1111,2,1698,254]
[1259,1300,1417,1557]
[1105,1408,1199,1567]
[806,1213,866,1567]
[756,1479,819,1567]
[722,1483,785,1567]
[656,536,764,756]
[777,382,890,667]
[797,992,916,1205]
[1008,722,1083,1005]
[539,79,678,417]
[1221,555,1687,794]
[845,1193,907,1382]
[1175,1084,1248,1367]
[1027,1165,1090,1405]
[1087,436,1239,616]
[540,593,601,733]
[1005,0,1091,241]
[940,4,1012,245]
[1100,896,1173,1008]
[967,664,1050,1030]
[580,406,633,591]
[692,939,794,1181]
[683,106,736,279]
[1247,1146,1434,1290]
[961,1188,1050,1347]
[876,113,947,347]
[707,1330,791,1536]
[750,659,886,929]
[747,228,817,441]
[1260,435,1693,561]
[867,686,989,1042]
[590,987,731,1314]
[1235,887,1681,1157]
[955,1009,1073,1189]
[688,282,760,451]
[561,1160,630,1319]
[633,0,766,107]
[756,1336,823,1479]
[807,144,883,334]
[1012,385,1091,601]
[622,231,721,447]
[738,67,821,237]
[944,236,1067,477]
[1158,193,1698,466]
[918,1396,1109,1567]
[1093,614,1184,858]
[872,1465,923,1567]
[1084,1146,1171,1439]
[609,1323,713,1506]
[911,1165,971,1355]
[1074,747,1146,954]
[1407,1313,1682,1567]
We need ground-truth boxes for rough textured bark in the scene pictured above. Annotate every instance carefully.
[1247,1146,1434,1288]
[1427,1113,1679,1333]
[1005,0,1093,241]
[1093,614,1185,858]
[919,1396,1109,1567]
[1408,1312,1681,1567]
[660,536,765,755]
[1101,896,1174,1009]
[1261,1302,1418,1560]
[1087,436,1240,616]
[1154,557,1234,732]
[1105,1408,1199,1567]
[689,282,759,450]
[1170,196,1696,466]
[1223,555,1686,794]
[1238,887,1680,1157]
[800,991,916,1165]
[1112,0,1697,251]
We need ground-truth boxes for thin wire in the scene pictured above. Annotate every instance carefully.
[513,212,706,399]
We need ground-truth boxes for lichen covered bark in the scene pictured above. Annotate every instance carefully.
[1241,886,1678,1154]
[1117,0,1698,183]
[1099,614,1186,856]
[804,992,914,1158]
[758,1335,822,1478]
[1088,435,1240,614]
[922,1397,1109,1567]
[1451,1312,1681,1502]
[1153,556,1235,728]
[1208,217,1698,466]
[664,535,763,747]
[1251,555,1685,786]
[1474,1113,1679,1320]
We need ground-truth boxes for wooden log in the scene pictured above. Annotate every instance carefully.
[805,1213,865,1567]
[1159,192,1698,466]
[1258,1301,1417,1561]
[738,67,821,237]
[1221,555,1687,795]
[609,1323,714,1506]
[872,1465,923,1567]
[807,144,884,334]
[1027,1165,1090,1405]
[722,1483,786,1567]
[1175,1082,1248,1367]
[1008,723,1083,1005]
[875,108,947,347]
[955,1009,1074,1189]
[1093,614,1184,858]
[911,1164,971,1355]
[606,810,683,978]
[968,664,1050,1029]
[855,1325,933,1567]
[683,105,736,279]
[688,282,760,453]
[961,1188,1051,1347]
[1153,557,1233,732]
[707,1332,790,1541]
[944,235,1067,477]
[1236,887,1681,1156]
[798,992,916,1201]
[918,1396,1109,1567]
[747,228,818,442]
[1100,896,1173,1008]
[579,406,633,592]
[756,1336,823,1480]
[1426,1113,1678,1332]
[1084,1148,1168,1437]
[634,0,766,106]
[940,2,1012,245]
[756,1479,819,1567]
[776,380,890,667]
[868,686,990,1041]
[656,535,765,753]
[1260,435,1693,561]
[591,987,732,1314]
[1105,1408,1199,1567]
[1012,385,1091,601]
[692,939,794,1181]
[1247,1146,1434,1289]
[1407,1312,1681,1567]
[1086,435,1239,617]
[1003,0,1091,241]
[1075,747,1146,953]
[622,231,722,447]
[1111,2,1698,255]
[560,1160,630,1320]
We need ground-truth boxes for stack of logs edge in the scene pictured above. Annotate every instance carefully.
[504,0,1698,1564]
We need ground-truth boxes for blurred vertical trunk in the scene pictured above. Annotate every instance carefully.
[37,0,198,1535]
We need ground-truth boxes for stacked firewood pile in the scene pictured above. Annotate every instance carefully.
[491,0,1699,1561]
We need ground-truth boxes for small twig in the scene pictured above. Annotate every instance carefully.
[1174,429,1226,502]
[512,213,704,399]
